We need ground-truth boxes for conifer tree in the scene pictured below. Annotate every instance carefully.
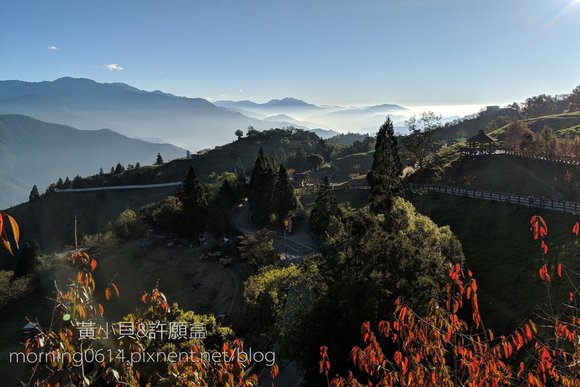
[367,117,403,213]
[248,148,278,226]
[110,166,115,174]
[175,167,208,240]
[272,165,297,226]
[156,153,164,165]
[29,185,40,202]
[114,163,125,174]
[99,167,104,175]
[56,178,64,189]
[64,177,72,188]
[310,177,340,236]
[135,162,141,169]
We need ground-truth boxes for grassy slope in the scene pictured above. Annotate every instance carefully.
[490,111,580,139]
[413,155,577,199]
[309,189,579,334]
[408,192,580,334]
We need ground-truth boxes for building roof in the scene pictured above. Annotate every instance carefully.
[467,129,498,143]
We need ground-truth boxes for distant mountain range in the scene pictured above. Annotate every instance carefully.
[0,77,414,149]
[0,114,185,209]
[0,78,322,151]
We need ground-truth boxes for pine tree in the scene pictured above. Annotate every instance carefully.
[310,177,340,236]
[156,153,164,165]
[64,177,72,188]
[56,178,64,189]
[114,163,125,174]
[29,185,40,202]
[367,117,403,213]
[175,167,208,240]
[110,166,115,174]
[248,148,278,226]
[272,165,297,226]
[135,162,141,169]
[99,167,104,175]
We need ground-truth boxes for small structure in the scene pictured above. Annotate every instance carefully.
[464,130,498,155]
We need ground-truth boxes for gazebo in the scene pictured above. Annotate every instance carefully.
[464,130,498,155]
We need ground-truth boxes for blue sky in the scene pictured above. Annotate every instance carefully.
[1,0,579,106]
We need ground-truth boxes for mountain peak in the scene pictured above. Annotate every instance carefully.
[264,97,314,107]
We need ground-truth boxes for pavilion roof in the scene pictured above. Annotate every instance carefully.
[467,129,498,143]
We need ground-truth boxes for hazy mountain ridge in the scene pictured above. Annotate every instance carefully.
[0,114,185,209]
[0,78,318,151]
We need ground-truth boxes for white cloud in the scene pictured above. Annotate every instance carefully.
[47,45,58,50]
[105,64,124,71]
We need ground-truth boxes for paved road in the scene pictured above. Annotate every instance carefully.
[233,205,318,260]
[55,182,181,192]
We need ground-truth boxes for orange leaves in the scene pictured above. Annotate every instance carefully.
[104,287,112,301]
[0,212,20,255]
[98,303,105,316]
[572,221,579,236]
[319,346,331,375]
[556,263,562,278]
[90,258,97,272]
[540,240,549,255]
[393,350,402,365]
[529,215,548,240]
[524,324,533,342]
[538,265,551,283]
[269,364,279,381]
[104,283,120,301]
[361,321,371,344]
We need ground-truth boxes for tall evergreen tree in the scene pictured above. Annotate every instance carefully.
[156,153,164,165]
[99,167,104,175]
[29,185,40,202]
[175,167,208,240]
[310,177,340,236]
[367,117,403,213]
[272,165,297,225]
[56,178,64,189]
[135,162,141,169]
[114,163,125,174]
[64,177,72,188]
[248,148,278,226]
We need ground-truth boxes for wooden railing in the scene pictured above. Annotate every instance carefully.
[406,183,580,215]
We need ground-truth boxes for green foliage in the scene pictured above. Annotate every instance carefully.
[114,163,125,174]
[155,152,164,165]
[28,185,39,202]
[247,148,278,226]
[244,262,325,339]
[367,117,403,213]
[146,196,184,235]
[272,165,297,225]
[403,111,441,169]
[237,229,278,268]
[175,167,208,239]
[113,209,144,241]
[207,179,237,237]
[246,198,464,376]
[309,177,340,236]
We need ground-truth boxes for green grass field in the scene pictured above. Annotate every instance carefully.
[414,154,578,200]
[408,192,580,334]
[313,189,580,334]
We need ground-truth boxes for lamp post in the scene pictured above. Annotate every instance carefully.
[283,218,289,261]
